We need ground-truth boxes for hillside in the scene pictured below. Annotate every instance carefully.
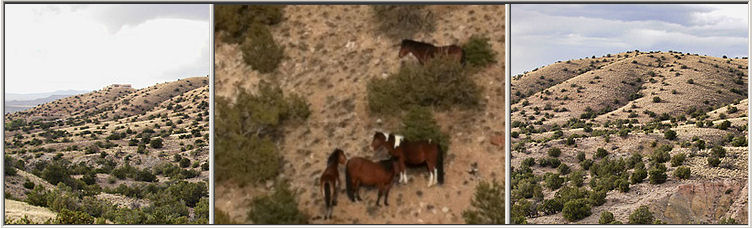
[510,51,748,224]
[215,5,505,224]
[3,76,210,224]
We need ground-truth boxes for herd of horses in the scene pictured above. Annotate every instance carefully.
[318,39,461,220]
[319,132,445,219]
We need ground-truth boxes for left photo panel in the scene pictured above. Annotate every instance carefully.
[3,4,211,224]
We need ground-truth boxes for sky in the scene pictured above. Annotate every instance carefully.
[5,4,210,94]
[511,4,749,76]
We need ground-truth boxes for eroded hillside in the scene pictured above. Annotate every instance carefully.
[4,76,210,224]
[510,51,748,224]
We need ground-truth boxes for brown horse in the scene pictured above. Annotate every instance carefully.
[345,156,399,206]
[371,131,444,187]
[399,39,465,65]
[319,148,346,219]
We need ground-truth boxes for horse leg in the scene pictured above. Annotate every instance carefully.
[400,159,408,184]
[426,162,436,187]
[376,188,383,207]
[333,179,338,206]
[384,186,391,206]
[353,180,362,201]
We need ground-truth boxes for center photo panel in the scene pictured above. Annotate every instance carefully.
[212,5,505,224]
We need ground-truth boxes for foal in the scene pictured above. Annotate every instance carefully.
[319,148,346,219]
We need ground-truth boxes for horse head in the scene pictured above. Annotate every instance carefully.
[371,131,389,152]
[398,40,411,58]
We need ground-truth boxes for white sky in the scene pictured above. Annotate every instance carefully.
[512,4,749,76]
[5,4,210,94]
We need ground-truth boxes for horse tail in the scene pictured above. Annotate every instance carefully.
[345,161,355,202]
[437,144,445,185]
[460,48,467,66]
[324,181,332,209]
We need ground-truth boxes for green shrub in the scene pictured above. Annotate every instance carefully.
[711,146,726,158]
[631,167,647,184]
[539,199,563,215]
[179,158,191,168]
[664,129,677,140]
[511,199,535,222]
[648,164,667,184]
[248,181,307,224]
[599,211,615,224]
[42,163,71,186]
[589,189,607,206]
[23,179,36,189]
[717,120,731,130]
[215,5,284,43]
[568,170,584,187]
[462,35,497,68]
[462,180,504,224]
[522,158,535,167]
[215,82,309,184]
[595,148,608,159]
[399,106,450,152]
[25,185,50,207]
[562,198,591,222]
[670,153,686,167]
[193,198,209,224]
[580,159,593,170]
[240,24,285,73]
[576,152,586,162]
[652,96,661,103]
[544,172,564,190]
[566,135,576,146]
[557,163,570,175]
[651,145,672,163]
[548,147,561,157]
[708,156,721,167]
[732,136,747,147]
[4,155,17,176]
[628,206,655,224]
[372,5,435,40]
[674,166,690,179]
[617,178,630,192]
[55,208,94,224]
[150,138,164,149]
[367,56,481,114]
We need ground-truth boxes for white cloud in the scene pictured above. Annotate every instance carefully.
[5,4,210,94]
[512,4,748,75]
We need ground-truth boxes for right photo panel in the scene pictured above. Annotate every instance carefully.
[510,4,749,224]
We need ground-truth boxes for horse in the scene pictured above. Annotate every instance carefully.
[319,148,347,219]
[371,131,444,187]
[345,156,399,206]
[398,39,465,65]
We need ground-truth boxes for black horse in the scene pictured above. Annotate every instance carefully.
[399,39,465,65]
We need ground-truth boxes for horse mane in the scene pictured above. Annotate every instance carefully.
[327,149,343,165]
[379,157,397,171]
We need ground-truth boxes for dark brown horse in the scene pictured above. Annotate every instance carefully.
[345,157,399,206]
[371,131,445,187]
[399,39,465,65]
[320,149,346,219]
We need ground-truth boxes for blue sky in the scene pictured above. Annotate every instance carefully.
[5,5,210,94]
[511,4,749,75]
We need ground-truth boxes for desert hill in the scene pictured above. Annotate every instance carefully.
[215,5,505,224]
[4,76,210,224]
[510,52,747,224]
